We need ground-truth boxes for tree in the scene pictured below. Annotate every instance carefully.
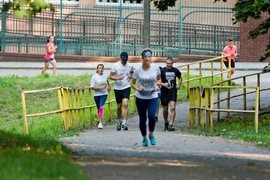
[151,0,178,12]
[215,0,270,71]
[2,0,54,18]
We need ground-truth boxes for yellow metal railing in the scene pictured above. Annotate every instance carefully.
[189,72,270,134]
[176,53,231,97]
[21,84,137,134]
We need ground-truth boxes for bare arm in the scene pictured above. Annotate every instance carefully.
[128,71,134,79]
[107,81,111,92]
[110,71,123,80]
[176,76,183,90]
[92,85,106,90]
[47,45,57,54]
[131,79,144,92]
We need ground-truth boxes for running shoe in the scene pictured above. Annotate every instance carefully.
[149,135,156,145]
[168,124,175,131]
[116,122,122,131]
[122,123,128,130]
[98,122,103,129]
[164,123,169,131]
[142,138,148,146]
[155,116,158,122]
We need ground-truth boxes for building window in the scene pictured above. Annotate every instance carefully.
[96,0,143,8]
[46,0,80,7]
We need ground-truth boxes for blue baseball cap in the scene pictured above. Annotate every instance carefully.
[120,52,128,60]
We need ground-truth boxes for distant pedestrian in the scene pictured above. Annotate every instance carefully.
[223,38,237,77]
[131,48,161,146]
[91,64,111,129]
[41,35,57,76]
[110,52,134,131]
[160,57,182,131]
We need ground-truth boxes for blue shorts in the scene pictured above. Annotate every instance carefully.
[44,58,55,63]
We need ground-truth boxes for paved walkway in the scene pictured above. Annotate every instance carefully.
[0,61,269,77]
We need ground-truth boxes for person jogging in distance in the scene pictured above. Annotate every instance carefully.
[41,35,57,76]
[223,38,237,77]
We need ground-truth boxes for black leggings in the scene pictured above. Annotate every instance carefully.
[136,97,158,136]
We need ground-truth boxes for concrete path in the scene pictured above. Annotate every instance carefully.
[0,61,269,77]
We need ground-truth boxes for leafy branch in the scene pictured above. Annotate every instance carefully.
[2,0,54,18]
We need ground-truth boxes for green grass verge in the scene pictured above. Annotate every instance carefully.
[182,114,270,147]
[0,130,88,180]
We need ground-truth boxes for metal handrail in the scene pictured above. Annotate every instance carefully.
[189,72,270,134]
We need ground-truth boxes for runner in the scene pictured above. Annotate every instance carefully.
[110,52,134,131]
[223,38,237,77]
[160,57,182,131]
[41,35,57,76]
[91,64,111,129]
[131,48,161,146]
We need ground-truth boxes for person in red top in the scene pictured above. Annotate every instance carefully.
[41,35,57,76]
[223,38,237,77]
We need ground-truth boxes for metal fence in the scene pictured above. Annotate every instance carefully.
[189,72,270,134]
[1,1,239,58]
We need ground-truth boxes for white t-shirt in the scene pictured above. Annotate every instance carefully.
[91,73,109,96]
[133,64,161,100]
[111,61,134,90]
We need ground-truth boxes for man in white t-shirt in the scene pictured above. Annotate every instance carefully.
[110,52,134,131]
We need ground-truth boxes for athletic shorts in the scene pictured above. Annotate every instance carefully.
[160,90,177,106]
[158,92,161,99]
[223,59,235,68]
[44,58,55,63]
[114,87,131,104]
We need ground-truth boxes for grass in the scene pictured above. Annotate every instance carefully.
[182,113,270,147]
[0,73,223,179]
[0,130,88,180]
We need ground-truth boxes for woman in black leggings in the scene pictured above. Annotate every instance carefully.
[131,48,161,146]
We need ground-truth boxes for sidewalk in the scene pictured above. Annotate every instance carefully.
[0,61,268,78]
[0,61,268,70]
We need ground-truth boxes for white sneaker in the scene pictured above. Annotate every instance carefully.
[98,122,103,129]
